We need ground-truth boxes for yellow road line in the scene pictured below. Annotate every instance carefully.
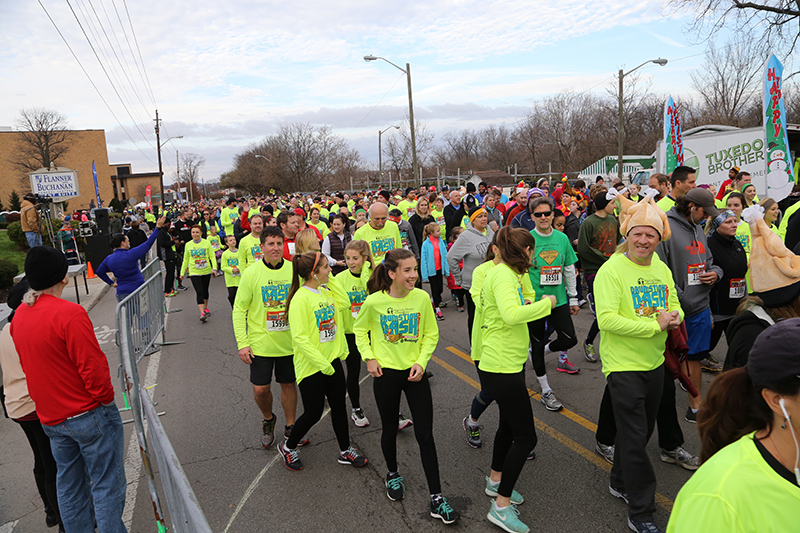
[432,351,674,512]
[445,346,599,432]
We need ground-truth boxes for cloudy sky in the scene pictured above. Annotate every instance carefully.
[1,0,736,183]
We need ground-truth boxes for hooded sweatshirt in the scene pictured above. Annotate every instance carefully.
[707,231,748,320]
[447,226,494,289]
[655,208,723,316]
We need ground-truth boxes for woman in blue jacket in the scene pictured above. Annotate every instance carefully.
[420,222,450,320]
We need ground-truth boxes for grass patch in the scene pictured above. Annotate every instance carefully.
[0,230,27,271]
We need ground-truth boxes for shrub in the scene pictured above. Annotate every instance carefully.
[6,213,20,223]
[0,258,19,290]
[6,221,26,249]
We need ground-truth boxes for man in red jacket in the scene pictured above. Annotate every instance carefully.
[12,246,127,533]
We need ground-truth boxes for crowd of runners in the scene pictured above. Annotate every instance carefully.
[3,166,800,532]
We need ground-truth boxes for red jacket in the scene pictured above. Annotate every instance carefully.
[11,295,115,425]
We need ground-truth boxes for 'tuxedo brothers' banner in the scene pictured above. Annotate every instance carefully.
[663,96,684,175]
[764,54,794,200]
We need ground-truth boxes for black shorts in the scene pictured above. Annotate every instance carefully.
[250,355,295,386]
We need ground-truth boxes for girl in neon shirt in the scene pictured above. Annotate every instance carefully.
[180,226,217,321]
[354,248,460,525]
[278,252,368,471]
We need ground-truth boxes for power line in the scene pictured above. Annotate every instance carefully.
[37,0,155,164]
[344,72,407,138]
[65,0,157,151]
[122,0,157,108]
[111,0,156,107]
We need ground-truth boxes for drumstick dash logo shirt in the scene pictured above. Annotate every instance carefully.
[380,306,421,343]
[630,276,670,317]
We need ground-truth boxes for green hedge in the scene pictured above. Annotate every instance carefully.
[0,258,19,290]
[7,221,26,249]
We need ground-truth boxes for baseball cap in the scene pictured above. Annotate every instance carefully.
[685,188,720,217]
[748,318,800,388]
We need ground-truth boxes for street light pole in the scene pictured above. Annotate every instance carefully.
[617,58,667,181]
[153,109,183,209]
[364,55,420,187]
[379,125,400,188]
[617,58,668,182]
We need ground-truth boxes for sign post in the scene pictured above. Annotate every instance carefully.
[29,167,80,201]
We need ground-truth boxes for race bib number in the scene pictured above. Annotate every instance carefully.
[540,266,562,286]
[319,317,337,343]
[194,259,208,270]
[287,242,296,256]
[266,311,289,332]
[687,263,705,286]
[436,215,445,226]
[231,271,240,277]
[211,241,220,250]
[351,302,363,318]
[407,208,415,218]
[729,278,746,299]
[251,246,264,261]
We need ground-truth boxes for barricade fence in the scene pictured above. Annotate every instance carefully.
[116,267,210,532]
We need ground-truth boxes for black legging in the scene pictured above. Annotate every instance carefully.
[373,368,440,494]
[227,286,238,308]
[464,291,476,341]
[344,333,362,409]
[429,270,443,306]
[163,258,176,294]
[709,318,731,352]
[528,304,577,377]
[16,418,60,521]
[470,360,494,420]
[480,369,537,498]
[287,358,350,451]
[585,273,600,344]
[189,274,211,305]
[595,365,684,451]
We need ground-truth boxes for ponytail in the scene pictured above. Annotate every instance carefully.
[285,252,323,318]
[366,248,415,294]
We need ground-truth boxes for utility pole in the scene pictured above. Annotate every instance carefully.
[154,110,164,207]
[406,63,419,188]
[176,151,181,205]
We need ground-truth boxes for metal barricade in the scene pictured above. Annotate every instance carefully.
[116,272,210,532]
[142,257,161,284]
[141,385,213,533]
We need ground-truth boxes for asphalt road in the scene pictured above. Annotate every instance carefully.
[1,273,726,533]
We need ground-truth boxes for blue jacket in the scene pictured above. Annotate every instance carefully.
[96,229,159,296]
[420,236,450,281]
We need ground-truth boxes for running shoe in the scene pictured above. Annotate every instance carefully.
[660,446,700,471]
[485,476,524,505]
[556,360,580,374]
[398,413,413,430]
[338,446,368,467]
[261,416,276,448]
[540,391,563,411]
[279,439,303,471]
[583,340,597,363]
[457,305,465,312]
[684,407,697,424]
[438,301,448,308]
[609,484,628,504]
[699,356,723,373]
[463,416,482,448]
[200,313,207,322]
[436,310,445,321]
[578,299,587,307]
[627,517,663,533]
[596,442,615,464]
[430,495,460,525]
[176,285,188,291]
[487,501,529,533]
[284,425,309,447]
[165,290,177,298]
[203,308,211,317]
[351,408,370,427]
[527,449,536,460]
[386,472,405,501]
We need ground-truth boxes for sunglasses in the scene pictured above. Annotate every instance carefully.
[533,211,553,218]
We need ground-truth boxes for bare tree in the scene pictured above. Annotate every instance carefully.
[179,153,206,202]
[689,35,766,126]
[669,0,800,54]
[11,108,72,190]
[383,116,435,182]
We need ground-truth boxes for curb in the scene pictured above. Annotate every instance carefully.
[85,282,112,313]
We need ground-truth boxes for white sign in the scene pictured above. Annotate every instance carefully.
[29,169,80,200]
[656,127,767,196]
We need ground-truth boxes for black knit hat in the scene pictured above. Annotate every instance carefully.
[748,318,800,388]
[593,192,611,211]
[25,246,68,290]
[7,279,29,310]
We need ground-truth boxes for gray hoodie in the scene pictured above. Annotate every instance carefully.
[655,208,723,316]
[447,225,494,289]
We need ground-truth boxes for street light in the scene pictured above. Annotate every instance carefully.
[364,54,419,187]
[254,154,272,163]
[378,125,400,187]
[154,120,183,209]
[617,58,667,182]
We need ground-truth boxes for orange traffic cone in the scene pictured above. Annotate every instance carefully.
[87,261,97,279]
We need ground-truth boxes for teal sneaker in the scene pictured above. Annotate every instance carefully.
[484,477,524,505]
[487,501,529,533]
[430,495,460,525]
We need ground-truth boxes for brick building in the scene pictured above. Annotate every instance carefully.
[0,129,116,210]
